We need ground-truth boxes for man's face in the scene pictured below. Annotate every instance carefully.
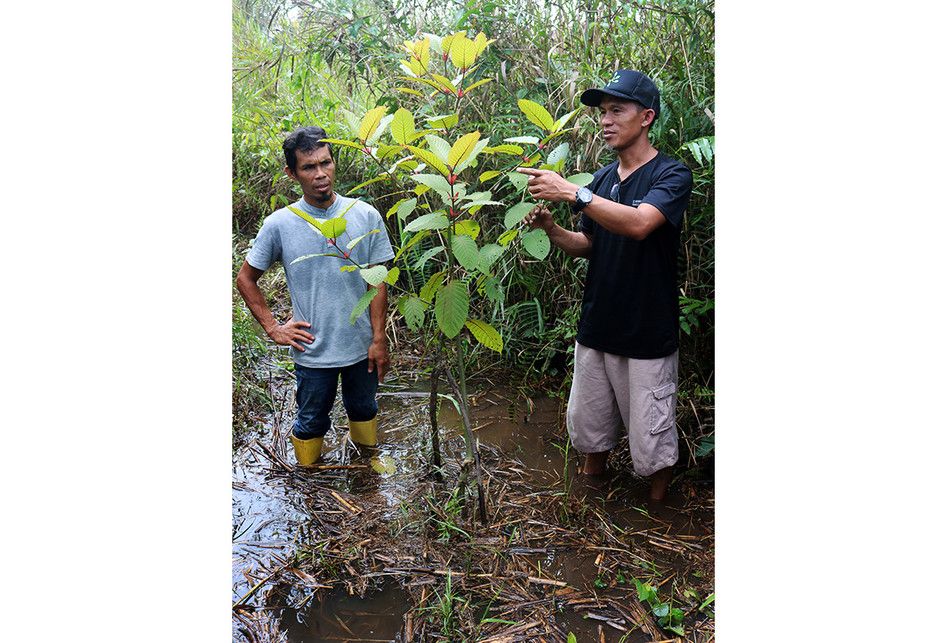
[598,97,653,150]
[286,146,335,205]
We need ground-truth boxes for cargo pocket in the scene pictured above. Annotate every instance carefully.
[649,382,676,435]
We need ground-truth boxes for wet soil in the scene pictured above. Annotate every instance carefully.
[232,368,714,642]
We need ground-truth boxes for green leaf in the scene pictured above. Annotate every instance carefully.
[406,145,450,176]
[420,271,445,303]
[497,229,518,246]
[366,113,393,146]
[451,234,480,271]
[504,136,540,145]
[434,280,469,338]
[339,265,358,272]
[546,142,569,167]
[347,229,380,250]
[453,219,480,239]
[390,108,415,145]
[393,230,429,262]
[369,455,396,474]
[426,114,459,129]
[358,106,388,142]
[290,252,341,265]
[424,135,452,164]
[551,108,580,133]
[287,205,323,233]
[404,212,449,232]
[480,276,503,303]
[504,201,536,229]
[412,173,452,200]
[384,266,400,285]
[386,197,410,219]
[478,170,501,182]
[321,217,347,238]
[453,138,490,174]
[652,603,669,618]
[477,243,504,272]
[521,228,551,259]
[483,144,524,156]
[567,634,577,643]
[349,287,380,324]
[508,171,529,191]
[359,265,389,286]
[465,319,503,352]
[517,99,554,131]
[399,295,427,331]
[699,593,716,611]
[349,174,391,194]
[396,197,418,222]
[464,77,492,93]
[413,245,444,270]
[318,137,364,151]
[448,131,481,168]
[566,172,595,187]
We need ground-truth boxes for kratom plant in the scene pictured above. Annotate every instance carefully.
[292,30,593,525]
[633,577,686,637]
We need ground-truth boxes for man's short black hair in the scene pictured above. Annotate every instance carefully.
[283,126,333,172]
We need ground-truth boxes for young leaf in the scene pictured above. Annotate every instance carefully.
[517,99,555,131]
[449,131,481,168]
[358,106,388,142]
[384,266,400,285]
[420,270,445,303]
[287,205,324,233]
[463,78,492,94]
[406,145,450,176]
[449,34,476,69]
[434,280,469,338]
[478,170,501,183]
[453,138,490,174]
[390,108,415,145]
[453,219,480,239]
[321,217,347,238]
[339,265,358,272]
[465,319,503,352]
[431,73,458,94]
[349,287,380,324]
[504,201,536,229]
[366,113,394,146]
[396,87,425,98]
[551,107,580,133]
[497,229,519,246]
[424,135,452,164]
[451,234,480,271]
[359,265,389,286]
[318,137,364,151]
[426,113,459,129]
[483,144,524,155]
[347,229,380,250]
[521,228,551,259]
[404,211,449,232]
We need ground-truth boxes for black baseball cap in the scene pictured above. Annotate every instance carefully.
[580,69,661,118]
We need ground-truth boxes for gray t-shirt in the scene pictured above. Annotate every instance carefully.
[246,195,395,368]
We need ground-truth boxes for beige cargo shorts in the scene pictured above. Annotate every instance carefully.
[566,342,679,476]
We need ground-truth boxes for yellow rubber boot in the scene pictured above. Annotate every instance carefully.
[290,434,324,466]
[348,416,378,447]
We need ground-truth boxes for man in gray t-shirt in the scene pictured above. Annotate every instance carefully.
[236,126,395,465]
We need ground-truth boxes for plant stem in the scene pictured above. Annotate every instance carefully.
[445,350,488,525]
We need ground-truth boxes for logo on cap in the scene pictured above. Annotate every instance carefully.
[607,72,621,86]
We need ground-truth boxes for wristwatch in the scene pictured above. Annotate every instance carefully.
[574,186,594,211]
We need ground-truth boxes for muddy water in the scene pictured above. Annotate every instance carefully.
[233,380,711,642]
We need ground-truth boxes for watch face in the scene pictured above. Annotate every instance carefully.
[578,187,593,206]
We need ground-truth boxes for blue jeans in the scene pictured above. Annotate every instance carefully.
[292,358,379,439]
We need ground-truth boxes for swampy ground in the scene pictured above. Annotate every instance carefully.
[232,352,714,643]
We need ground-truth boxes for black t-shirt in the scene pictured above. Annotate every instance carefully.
[576,152,693,358]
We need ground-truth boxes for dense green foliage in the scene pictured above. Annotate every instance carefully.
[232,0,714,459]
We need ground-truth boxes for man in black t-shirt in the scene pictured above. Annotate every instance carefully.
[518,69,692,503]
